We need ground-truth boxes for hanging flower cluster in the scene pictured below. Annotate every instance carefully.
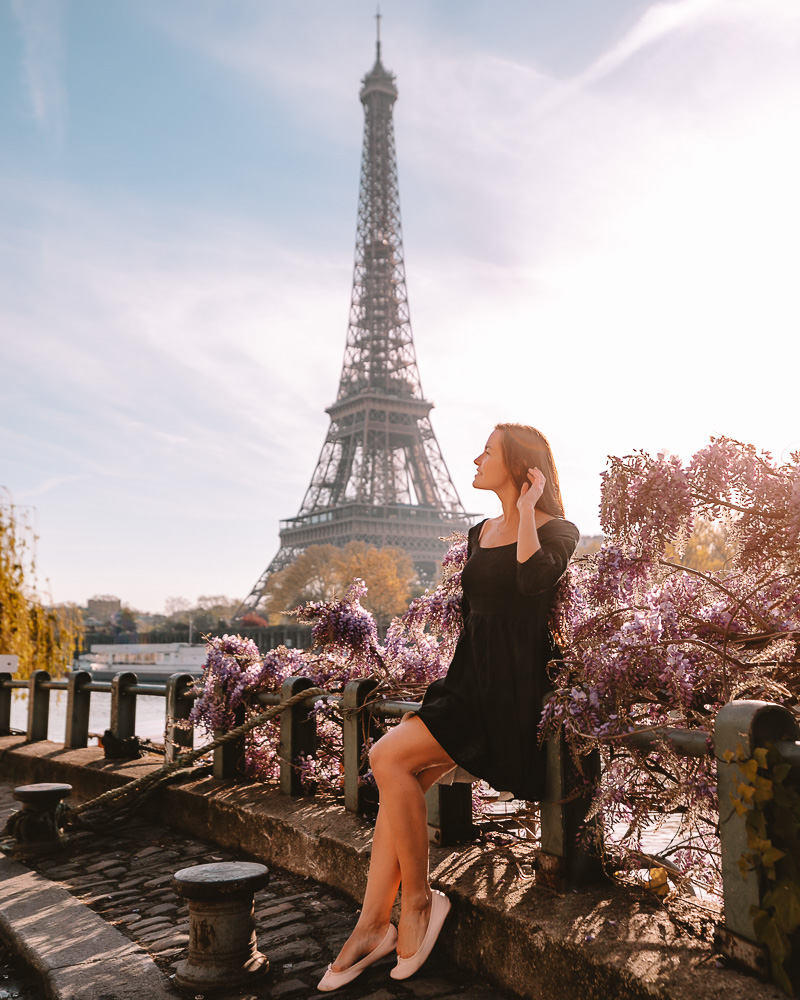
[545,437,800,884]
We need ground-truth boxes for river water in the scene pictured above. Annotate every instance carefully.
[9,690,170,744]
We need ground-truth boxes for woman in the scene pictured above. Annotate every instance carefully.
[318,423,579,991]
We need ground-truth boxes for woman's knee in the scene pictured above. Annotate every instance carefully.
[369,728,409,779]
[368,734,394,778]
[369,717,450,783]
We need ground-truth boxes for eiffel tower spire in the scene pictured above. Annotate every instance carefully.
[236,31,472,618]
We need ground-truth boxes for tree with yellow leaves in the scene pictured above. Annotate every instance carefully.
[665,518,733,572]
[261,542,416,628]
[0,493,80,679]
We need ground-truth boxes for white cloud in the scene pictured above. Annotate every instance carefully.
[3,0,800,607]
[9,0,67,138]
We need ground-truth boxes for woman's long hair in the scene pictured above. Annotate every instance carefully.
[495,423,565,518]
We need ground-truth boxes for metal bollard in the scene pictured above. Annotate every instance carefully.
[213,705,246,779]
[27,671,51,742]
[7,783,72,845]
[165,672,195,764]
[65,670,92,749]
[110,671,137,741]
[539,726,603,889]
[342,677,379,813]
[0,673,12,736]
[425,782,474,846]
[715,699,800,974]
[172,861,269,991]
[279,676,318,795]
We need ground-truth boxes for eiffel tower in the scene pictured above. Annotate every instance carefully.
[236,27,473,618]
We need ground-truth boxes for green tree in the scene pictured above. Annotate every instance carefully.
[0,493,80,678]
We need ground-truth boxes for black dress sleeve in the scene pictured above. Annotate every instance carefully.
[516,519,579,596]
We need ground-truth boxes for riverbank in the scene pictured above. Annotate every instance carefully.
[0,736,779,1000]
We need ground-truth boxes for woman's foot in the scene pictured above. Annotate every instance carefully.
[391,890,451,980]
[331,922,393,973]
[317,924,397,992]
[396,891,433,960]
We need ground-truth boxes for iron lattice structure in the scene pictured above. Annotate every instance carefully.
[237,38,473,617]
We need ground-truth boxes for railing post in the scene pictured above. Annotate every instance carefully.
[27,671,51,742]
[342,678,379,813]
[539,725,603,889]
[425,783,474,846]
[165,673,195,764]
[213,706,247,779]
[715,700,800,974]
[110,671,138,740]
[279,676,318,795]
[65,670,92,749]
[0,673,13,736]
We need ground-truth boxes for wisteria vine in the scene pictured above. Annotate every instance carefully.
[544,437,800,892]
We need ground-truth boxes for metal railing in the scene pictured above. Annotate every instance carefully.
[0,669,797,980]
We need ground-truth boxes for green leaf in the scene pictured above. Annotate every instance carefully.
[752,907,771,936]
[760,915,790,965]
[753,747,769,768]
[738,758,759,782]
[764,882,800,934]
[772,763,792,784]
[771,962,793,996]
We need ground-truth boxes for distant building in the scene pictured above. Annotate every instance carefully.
[86,595,121,625]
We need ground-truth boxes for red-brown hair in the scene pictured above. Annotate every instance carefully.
[494,423,565,517]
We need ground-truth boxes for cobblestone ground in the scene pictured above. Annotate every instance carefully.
[0,783,517,1000]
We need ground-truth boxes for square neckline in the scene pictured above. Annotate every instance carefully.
[476,515,561,550]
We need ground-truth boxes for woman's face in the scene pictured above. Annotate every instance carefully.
[473,429,512,492]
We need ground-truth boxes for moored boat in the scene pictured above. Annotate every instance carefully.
[72,643,207,682]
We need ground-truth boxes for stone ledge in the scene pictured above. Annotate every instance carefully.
[0,853,174,999]
[0,737,776,1000]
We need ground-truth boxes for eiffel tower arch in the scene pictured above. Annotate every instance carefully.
[236,32,474,618]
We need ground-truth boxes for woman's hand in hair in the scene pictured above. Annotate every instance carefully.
[516,467,545,562]
[517,467,546,514]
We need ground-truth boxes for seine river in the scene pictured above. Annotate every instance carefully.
[9,689,171,744]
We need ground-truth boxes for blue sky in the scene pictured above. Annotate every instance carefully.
[2,0,799,613]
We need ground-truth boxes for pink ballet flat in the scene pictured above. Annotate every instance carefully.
[390,889,451,980]
[317,924,397,992]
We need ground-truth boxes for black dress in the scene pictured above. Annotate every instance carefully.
[415,517,580,801]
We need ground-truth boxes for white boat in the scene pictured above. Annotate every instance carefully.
[72,643,208,682]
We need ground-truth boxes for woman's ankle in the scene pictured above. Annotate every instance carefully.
[399,887,431,913]
[353,912,390,937]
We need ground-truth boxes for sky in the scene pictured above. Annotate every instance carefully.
[2,0,799,614]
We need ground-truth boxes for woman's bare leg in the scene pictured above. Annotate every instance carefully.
[330,718,453,971]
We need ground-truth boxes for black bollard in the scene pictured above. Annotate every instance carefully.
[171,861,269,991]
[7,783,72,845]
